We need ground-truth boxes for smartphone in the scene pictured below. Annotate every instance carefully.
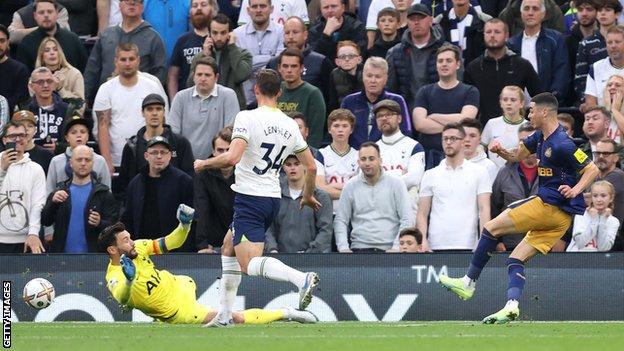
[5,142,16,161]
[5,141,15,150]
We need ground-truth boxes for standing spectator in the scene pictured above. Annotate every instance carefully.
[265,16,332,97]
[194,127,235,254]
[0,121,47,253]
[122,136,194,249]
[413,44,479,169]
[334,142,413,252]
[368,7,403,59]
[169,55,239,159]
[593,138,624,250]
[93,43,168,174]
[315,109,359,212]
[8,1,69,45]
[436,0,490,64]
[276,49,326,148]
[328,40,363,112]
[10,110,53,175]
[365,0,409,50]
[26,67,70,154]
[118,94,194,196]
[189,13,253,110]
[490,122,539,252]
[16,0,87,72]
[498,0,565,36]
[602,74,624,142]
[565,0,597,104]
[84,0,166,106]
[585,26,624,108]
[398,227,423,253]
[308,0,367,61]
[416,123,491,251]
[266,154,333,253]
[506,0,571,102]
[386,3,446,111]
[461,118,498,184]
[0,25,29,114]
[341,56,412,148]
[56,0,97,37]
[465,18,542,124]
[237,0,309,26]
[142,0,190,59]
[47,115,111,193]
[167,0,215,98]
[41,145,118,253]
[234,0,285,107]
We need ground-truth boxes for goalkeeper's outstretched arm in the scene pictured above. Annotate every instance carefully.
[154,204,195,254]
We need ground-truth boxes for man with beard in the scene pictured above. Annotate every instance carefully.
[234,0,284,107]
[0,25,29,113]
[16,0,86,71]
[465,18,542,124]
[93,43,168,176]
[167,0,214,98]
[565,0,597,105]
[593,138,624,250]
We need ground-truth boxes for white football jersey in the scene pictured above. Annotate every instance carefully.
[237,0,309,26]
[315,145,359,210]
[376,133,425,190]
[231,106,308,198]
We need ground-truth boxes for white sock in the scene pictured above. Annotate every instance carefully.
[247,256,307,289]
[218,256,241,322]
[505,300,519,309]
[462,275,476,288]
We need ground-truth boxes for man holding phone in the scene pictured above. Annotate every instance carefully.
[0,121,47,253]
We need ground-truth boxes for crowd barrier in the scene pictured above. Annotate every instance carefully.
[1,253,622,322]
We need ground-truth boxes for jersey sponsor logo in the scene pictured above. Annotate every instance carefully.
[574,149,588,163]
[233,127,248,134]
[538,167,553,177]
[146,271,162,296]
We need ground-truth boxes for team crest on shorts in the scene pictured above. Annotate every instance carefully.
[544,147,552,158]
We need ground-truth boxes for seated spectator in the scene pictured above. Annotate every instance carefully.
[585,26,624,110]
[16,0,87,72]
[557,112,575,137]
[334,142,414,252]
[194,127,235,254]
[276,49,326,148]
[315,109,359,212]
[122,136,194,250]
[26,67,70,154]
[435,0,490,64]
[593,138,624,250]
[118,94,194,196]
[56,0,97,37]
[84,0,166,106]
[398,227,423,253]
[143,0,190,60]
[10,110,52,175]
[416,123,491,251]
[0,121,46,253]
[601,74,624,142]
[490,122,538,252]
[41,145,118,253]
[341,56,412,148]
[498,0,565,36]
[328,40,363,112]
[47,115,110,193]
[266,154,333,253]
[482,85,526,169]
[308,0,367,61]
[34,37,84,113]
[8,0,69,45]
[0,25,31,113]
[374,99,424,208]
[567,180,618,251]
[169,55,239,159]
[461,118,498,184]
[368,7,403,59]
[413,44,479,169]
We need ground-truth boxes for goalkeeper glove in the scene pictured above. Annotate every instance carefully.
[176,204,195,225]
[120,254,136,281]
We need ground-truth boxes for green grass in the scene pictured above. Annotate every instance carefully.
[10,321,624,351]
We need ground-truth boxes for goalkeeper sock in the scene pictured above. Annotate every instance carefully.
[242,308,285,324]
[247,256,307,289]
[219,256,241,322]
[506,258,525,301]
[466,228,498,281]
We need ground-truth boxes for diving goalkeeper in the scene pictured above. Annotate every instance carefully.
[99,204,317,324]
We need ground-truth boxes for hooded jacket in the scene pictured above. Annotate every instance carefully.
[308,13,368,61]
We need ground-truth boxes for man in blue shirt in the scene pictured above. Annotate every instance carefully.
[143,0,190,60]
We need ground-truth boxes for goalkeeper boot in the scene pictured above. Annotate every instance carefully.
[439,275,475,301]
[298,272,319,310]
[483,300,520,324]
[284,306,319,324]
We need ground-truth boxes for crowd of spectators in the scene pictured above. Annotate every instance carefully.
[0,0,623,254]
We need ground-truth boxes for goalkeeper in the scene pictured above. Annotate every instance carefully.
[99,204,317,324]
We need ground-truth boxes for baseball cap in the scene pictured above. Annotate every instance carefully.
[407,3,432,17]
[373,99,401,116]
[63,115,92,135]
[141,94,166,109]
[11,110,37,126]
[146,136,172,150]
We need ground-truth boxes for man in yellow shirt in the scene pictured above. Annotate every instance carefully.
[99,204,317,324]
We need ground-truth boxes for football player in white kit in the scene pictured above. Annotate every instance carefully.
[194,69,321,327]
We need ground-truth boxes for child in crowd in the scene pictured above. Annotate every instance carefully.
[368,7,403,59]
[328,41,363,112]
[399,227,423,253]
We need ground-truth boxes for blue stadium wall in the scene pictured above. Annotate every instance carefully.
[1,253,623,322]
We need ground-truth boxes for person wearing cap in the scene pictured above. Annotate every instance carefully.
[10,109,53,175]
[41,145,118,253]
[385,3,447,111]
[118,93,194,198]
[122,136,194,251]
[374,98,425,211]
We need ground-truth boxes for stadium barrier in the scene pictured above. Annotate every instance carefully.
[2,253,622,322]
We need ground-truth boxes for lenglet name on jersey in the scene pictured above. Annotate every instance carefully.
[264,125,292,140]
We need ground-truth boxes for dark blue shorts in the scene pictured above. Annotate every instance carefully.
[231,193,280,246]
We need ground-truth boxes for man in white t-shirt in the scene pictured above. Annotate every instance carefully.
[93,43,168,174]
[237,0,309,26]
[585,26,624,107]
[193,69,320,327]
[417,122,491,251]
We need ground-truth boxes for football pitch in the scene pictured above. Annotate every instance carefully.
[10,321,624,351]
